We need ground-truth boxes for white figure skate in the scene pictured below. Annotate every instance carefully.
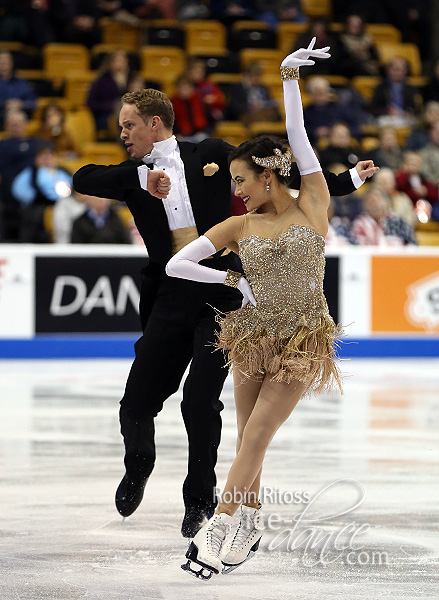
[221,505,263,574]
[181,512,234,580]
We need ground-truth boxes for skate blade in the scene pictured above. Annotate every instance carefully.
[181,542,218,580]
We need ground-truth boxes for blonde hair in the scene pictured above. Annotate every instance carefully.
[122,88,174,130]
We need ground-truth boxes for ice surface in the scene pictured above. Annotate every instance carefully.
[0,358,438,599]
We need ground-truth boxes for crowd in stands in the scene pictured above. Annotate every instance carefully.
[0,0,438,246]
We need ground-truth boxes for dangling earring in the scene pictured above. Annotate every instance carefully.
[266,184,270,191]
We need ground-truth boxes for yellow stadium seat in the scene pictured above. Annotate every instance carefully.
[65,108,96,151]
[183,20,226,54]
[208,73,243,86]
[302,0,332,18]
[43,44,89,78]
[0,41,25,52]
[213,121,247,146]
[361,136,380,152]
[352,76,381,101]
[240,49,284,76]
[248,122,286,138]
[395,126,412,146]
[80,142,127,165]
[366,24,402,44]
[64,72,96,107]
[141,46,185,82]
[100,18,142,51]
[416,231,439,246]
[277,22,308,55]
[377,43,422,76]
[43,206,54,242]
[56,156,90,173]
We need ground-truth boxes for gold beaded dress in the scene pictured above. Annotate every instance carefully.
[216,212,343,393]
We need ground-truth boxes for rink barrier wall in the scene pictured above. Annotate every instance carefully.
[0,245,438,358]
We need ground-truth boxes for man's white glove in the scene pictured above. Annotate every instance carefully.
[281,37,330,68]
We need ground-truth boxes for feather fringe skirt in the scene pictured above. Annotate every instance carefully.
[215,312,344,394]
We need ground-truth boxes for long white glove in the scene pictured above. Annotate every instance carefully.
[165,236,257,307]
[281,38,330,176]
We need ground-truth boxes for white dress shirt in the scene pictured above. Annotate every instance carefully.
[137,135,196,231]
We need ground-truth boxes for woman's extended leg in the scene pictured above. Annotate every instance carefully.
[217,375,306,516]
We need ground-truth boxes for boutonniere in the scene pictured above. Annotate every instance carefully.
[203,162,219,176]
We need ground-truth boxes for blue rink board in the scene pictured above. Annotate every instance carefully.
[0,336,438,359]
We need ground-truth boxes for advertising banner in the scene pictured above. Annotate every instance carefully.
[35,256,147,333]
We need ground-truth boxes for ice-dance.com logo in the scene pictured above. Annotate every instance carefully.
[214,479,389,568]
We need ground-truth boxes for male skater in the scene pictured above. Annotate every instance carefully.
[73,88,378,538]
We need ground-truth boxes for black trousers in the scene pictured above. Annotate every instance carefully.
[119,261,242,509]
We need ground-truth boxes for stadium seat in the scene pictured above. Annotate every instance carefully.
[16,69,62,97]
[56,156,90,174]
[277,22,308,56]
[146,19,184,47]
[366,24,402,44]
[100,18,142,51]
[248,122,287,138]
[213,121,247,146]
[80,142,127,165]
[377,43,422,76]
[90,45,141,71]
[351,76,381,101]
[231,20,276,50]
[64,108,96,151]
[43,44,90,78]
[183,20,227,55]
[188,49,236,75]
[64,72,96,108]
[141,46,186,82]
[240,49,284,76]
[43,206,54,242]
[361,137,380,152]
[302,0,332,18]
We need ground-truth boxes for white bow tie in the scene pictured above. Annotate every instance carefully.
[143,147,163,164]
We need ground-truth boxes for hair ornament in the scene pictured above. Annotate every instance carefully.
[252,147,292,177]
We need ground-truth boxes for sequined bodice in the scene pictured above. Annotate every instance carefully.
[237,223,328,335]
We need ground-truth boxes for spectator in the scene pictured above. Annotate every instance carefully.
[229,62,279,126]
[420,122,439,189]
[71,195,132,244]
[423,58,439,104]
[318,123,360,170]
[395,151,439,220]
[326,199,358,246]
[172,74,210,141]
[303,77,357,146]
[374,167,416,226]
[186,57,226,125]
[369,126,404,170]
[177,1,211,20]
[53,192,87,244]
[0,51,36,128]
[370,57,419,125]
[87,50,132,133]
[351,187,417,245]
[293,18,341,77]
[0,110,41,241]
[210,1,255,25]
[126,0,176,19]
[11,143,73,243]
[338,14,380,77]
[35,103,76,156]
[257,0,305,28]
[53,0,101,47]
[405,101,439,151]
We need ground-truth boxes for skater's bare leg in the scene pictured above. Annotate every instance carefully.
[216,375,306,516]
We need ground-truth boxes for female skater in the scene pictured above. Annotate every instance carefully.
[166,40,349,579]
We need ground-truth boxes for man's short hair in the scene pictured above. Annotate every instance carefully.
[122,88,175,130]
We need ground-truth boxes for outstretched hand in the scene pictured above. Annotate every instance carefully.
[355,160,380,182]
[147,169,171,199]
[281,37,331,68]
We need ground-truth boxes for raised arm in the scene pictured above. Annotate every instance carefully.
[281,39,331,230]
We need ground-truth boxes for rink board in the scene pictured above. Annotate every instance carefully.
[0,245,438,358]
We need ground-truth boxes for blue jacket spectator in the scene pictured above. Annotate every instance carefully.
[0,51,36,127]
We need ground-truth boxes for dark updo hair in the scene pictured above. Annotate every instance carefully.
[228,135,293,186]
